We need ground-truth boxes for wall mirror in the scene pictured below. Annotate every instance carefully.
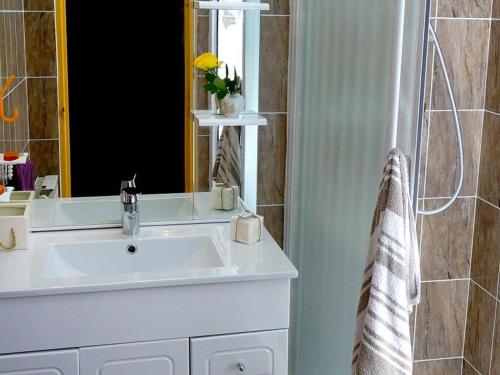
[0,0,266,230]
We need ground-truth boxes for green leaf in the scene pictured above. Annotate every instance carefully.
[214,78,226,90]
[203,83,218,94]
[205,72,216,82]
[217,90,227,100]
[225,64,229,79]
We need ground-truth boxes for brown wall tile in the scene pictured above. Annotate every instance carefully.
[196,135,209,192]
[432,20,489,110]
[464,282,496,373]
[194,76,209,110]
[414,280,468,359]
[29,139,59,177]
[265,0,290,15]
[257,205,284,248]
[490,302,500,374]
[494,0,500,18]
[24,12,56,76]
[420,198,475,280]
[437,0,492,18]
[486,21,500,113]
[0,12,27,78]
[462,359,479,374]
[258,114,286,205]
[196,15,209,56]
[478,113,500,207]
[1,0,23,10]
[259,16,288,112]
[470,199,500,295]
[424,111,482,197]
[413,359,462,374]
[27,78,58,139]
[24,0,54,11]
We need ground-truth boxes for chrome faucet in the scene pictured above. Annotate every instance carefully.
[121,186,140,236]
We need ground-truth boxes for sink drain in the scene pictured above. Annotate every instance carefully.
[126,244,137,254]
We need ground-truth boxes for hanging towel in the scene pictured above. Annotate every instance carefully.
[352,148,420,375]
[212,126,242,187]
[13,160,36,191]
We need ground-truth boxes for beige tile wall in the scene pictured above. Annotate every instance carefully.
[416,0,500,373]
[0,0,29,155]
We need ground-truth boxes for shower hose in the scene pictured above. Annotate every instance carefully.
[417,23,464,216]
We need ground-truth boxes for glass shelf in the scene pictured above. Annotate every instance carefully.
[194,1,270,11]
[193,110,267,127]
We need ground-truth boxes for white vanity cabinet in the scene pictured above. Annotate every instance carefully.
[79,339,189,375]
[0,350,78,375]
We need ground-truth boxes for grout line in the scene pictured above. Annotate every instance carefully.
[421,278,469,283]
[28,138,58,142]
[414,356,463,363]
[1,76,25,99]
[260,111,288,115]
[0,76,57,79]
[261,14,290,17]
[0,10,55,13]
[471,279,498,302]
[464,357,483,375]
[485,109,500,117]
[422,195,475,200]
[428,109,484,112]
[477,196,500,211]
[431,16,500,21]
[256,203,285,208]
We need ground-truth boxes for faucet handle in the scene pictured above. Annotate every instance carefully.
[120,173,136,192]
[121,187,140,204]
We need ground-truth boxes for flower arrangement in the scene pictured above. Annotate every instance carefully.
[194,52,244,117]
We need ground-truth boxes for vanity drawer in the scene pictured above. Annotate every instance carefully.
[79,339,189,375]
[190,330,288,375]
[0,349,78,374]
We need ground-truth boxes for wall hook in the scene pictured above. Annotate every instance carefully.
[0,75,19,123]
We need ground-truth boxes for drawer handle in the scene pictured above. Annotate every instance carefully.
[237,362,246,372]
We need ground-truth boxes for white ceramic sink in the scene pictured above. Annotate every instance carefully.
[46,235,224,278]
[52,196,195,227]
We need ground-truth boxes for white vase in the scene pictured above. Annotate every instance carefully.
[217,93,245,117]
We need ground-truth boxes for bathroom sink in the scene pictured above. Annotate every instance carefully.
[52,195,195,227]
[45,235,224,278]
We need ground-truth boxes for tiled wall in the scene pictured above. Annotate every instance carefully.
[24,0,59,178]
[256,0,289,248]
[0,0,29,155]
[414,1,500,373]
[194,1,289,247]
[0,0,59,179]
[463,0,500,373]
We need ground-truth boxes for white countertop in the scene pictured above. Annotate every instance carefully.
[0,223,297,299]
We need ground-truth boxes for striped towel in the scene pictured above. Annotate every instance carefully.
[212,126,242,187]
[352,148,420,375]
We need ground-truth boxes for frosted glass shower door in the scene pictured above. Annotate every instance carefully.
[287,0,426,374]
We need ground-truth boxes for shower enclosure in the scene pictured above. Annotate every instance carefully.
[286,0,428,373]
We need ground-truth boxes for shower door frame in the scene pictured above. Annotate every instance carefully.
[284,0,429,255]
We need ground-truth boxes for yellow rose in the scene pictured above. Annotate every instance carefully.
[194,52,223,71]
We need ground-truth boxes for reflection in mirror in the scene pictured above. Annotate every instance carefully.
[0,0,265,229]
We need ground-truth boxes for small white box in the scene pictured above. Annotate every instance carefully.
[212,184,239,211]
[0,203,30,250]
[9,191,34,203]
[231,212,264,245]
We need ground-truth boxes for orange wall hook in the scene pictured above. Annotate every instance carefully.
[0,75,19,123]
